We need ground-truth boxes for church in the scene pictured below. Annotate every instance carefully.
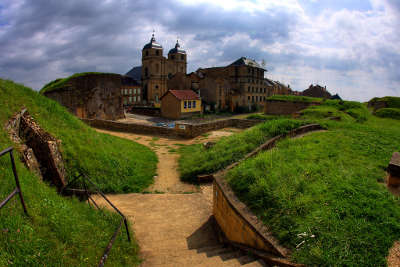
[126,34,187,106]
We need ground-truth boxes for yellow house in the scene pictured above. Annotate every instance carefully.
[160,90,202,119]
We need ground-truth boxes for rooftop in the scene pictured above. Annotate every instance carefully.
[229,57,265,70]
[163,90,200,100]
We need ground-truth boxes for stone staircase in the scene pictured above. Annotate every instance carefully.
[94,191,269,267]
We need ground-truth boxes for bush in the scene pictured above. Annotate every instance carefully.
[375,108,400,120]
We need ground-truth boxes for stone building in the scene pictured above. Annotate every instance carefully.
[42,73,125,120]
[140,34,187,106]
[121,76,142,106]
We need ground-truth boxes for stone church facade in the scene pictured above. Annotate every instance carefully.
[141,34,187,106]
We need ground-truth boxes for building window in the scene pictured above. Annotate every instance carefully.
[138,96,141,102]
[248,86,250,92]
[138,89,141,94]
[134,96,137,102]
[184,101,187,109]
[181,55,185,60]
[145,51,149,56]
[145,67,149,77]
[156,50,159,56]
[248,96,250,100]
[121,89,124,95]
[155,94,159,102]
[248,79,250,83]
[252,96,254,102]
[171,55,175,60]
[129,96,132,103]
[193,101,196,108]
[133,88,136,94]
[125,89,128,95]
[129,89,132,94]
[188,101,192,108]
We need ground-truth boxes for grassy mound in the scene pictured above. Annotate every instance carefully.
[369,96,400,109]
[267,95,322,103]
[1,79,157,193]
[375,108,400,120]
[40,72,117,94]
[301,99,369,123]
[226,113,400,265]
[0,79,155,265]
[178,119,307,182]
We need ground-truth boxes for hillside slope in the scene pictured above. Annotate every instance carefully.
[0,79,157,265]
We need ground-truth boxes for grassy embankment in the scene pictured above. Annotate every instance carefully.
[370,96,400,120]
[40,72,117,94]
[178,119,308,182]
[225,99,400,266]
[0,79,157,266]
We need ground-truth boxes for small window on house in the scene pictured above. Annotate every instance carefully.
[129,96,132,103]
[138,96,141,102]
[193,101,196,108]
[134,88,137,94]
[184,101,187,109]
[188,101,192,108]
[125,89,128,95]
[129,89,132,94]
[124,98,127,105]
[138,89,141,94]
[134,96,137,102]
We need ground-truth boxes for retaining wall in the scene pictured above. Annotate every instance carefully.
[264,100,320,115]
[212,124,323,266]
[82,118,260,139]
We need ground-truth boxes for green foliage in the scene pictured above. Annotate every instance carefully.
[267,95,323,103]
[178,119,307,182]
[246,113,289,121]
[369,96,400,109]
[0,79,148,265]
[40,72,118,94]
[226,117,400,266]
[1,79,157,193]
[375,108,400,120]
[301,99,369,123]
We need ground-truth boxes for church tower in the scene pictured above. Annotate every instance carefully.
[167,40,187,76]
[141,33,166,105]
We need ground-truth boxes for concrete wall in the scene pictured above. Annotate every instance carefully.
[264,100,320,115]
[82,118,260,139]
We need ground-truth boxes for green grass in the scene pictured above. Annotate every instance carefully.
[375,108,400,120]
[1,79,157,193]
[226,112,400,266]
[40,72,118,94]
[267,95,323,103]
[0,79,153,265]
[369,96,400,109]
[178,119,308,182]
[246,113,289,121]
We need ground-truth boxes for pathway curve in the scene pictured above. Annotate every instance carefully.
[94,128,266,266]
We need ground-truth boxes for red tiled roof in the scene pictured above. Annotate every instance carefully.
[165,90,200,100]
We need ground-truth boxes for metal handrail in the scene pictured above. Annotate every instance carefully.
[0,147,29,216]
[61,171,131,267]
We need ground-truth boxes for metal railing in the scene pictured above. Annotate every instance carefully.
[0,147,29,216]
[61,172,131,267]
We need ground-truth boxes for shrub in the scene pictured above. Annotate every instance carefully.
[375,108,400,120]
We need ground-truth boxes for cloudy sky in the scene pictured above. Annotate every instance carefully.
[1,0,399,101]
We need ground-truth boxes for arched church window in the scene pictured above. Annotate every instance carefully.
[146,51,149,56]
[156,50,159,56]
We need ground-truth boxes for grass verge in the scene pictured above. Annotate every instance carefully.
[226,113,400,266]
[0,79,150,265]
[178,119,308,183]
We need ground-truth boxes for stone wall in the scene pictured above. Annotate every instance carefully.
[82,118,260,139]
[264,100,320,115]
[44,73,124,121]
[128,107,160,116]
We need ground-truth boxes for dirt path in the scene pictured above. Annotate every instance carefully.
[96,128,241,193]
